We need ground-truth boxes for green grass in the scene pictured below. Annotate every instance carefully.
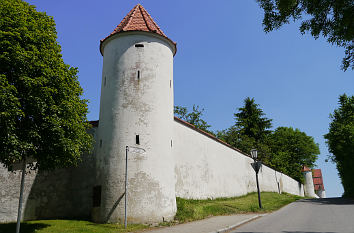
[0,220,148,233]
[0,192,303,232]
[175,192,304,223]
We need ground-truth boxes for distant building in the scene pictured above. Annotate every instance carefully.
[302,166,326,198]
[313,169,326,198]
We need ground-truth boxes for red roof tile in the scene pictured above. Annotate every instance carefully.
[312,169,325,190]
[100,4,176,55]
[313,177,322,184]
[313,169,322,178]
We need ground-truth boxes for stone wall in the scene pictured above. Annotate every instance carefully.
[173,118,304,199]
[0,128,96,223]
[1,119,306,223]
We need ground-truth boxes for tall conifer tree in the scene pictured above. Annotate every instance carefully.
[234,97,272,142]
[217,97,272,161]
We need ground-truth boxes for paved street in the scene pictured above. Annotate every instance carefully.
[232,198,354,233]
[145,214,260,233]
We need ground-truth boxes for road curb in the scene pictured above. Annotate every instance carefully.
[210,214,266,233]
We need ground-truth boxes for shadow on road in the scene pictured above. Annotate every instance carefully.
[296,197,354,205]
[0,222,49,233]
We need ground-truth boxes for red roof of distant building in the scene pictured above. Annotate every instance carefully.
[100,4,176,55]
[312,169,325,191]
[313,169,322,178]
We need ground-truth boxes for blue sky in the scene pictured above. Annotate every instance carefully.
[26,0,353,197]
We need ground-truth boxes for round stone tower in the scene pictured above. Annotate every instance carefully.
[301,166,317,198]
[94,4,177,223]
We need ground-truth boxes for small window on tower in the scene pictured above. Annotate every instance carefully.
[104,77,106,86]
[136,135,140,145]
[137,70,140,80]
[135,44,144,48]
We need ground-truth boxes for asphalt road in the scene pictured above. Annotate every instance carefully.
[231,198,354,233]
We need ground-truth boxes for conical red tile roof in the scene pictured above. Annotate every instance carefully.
[100,4,176,55]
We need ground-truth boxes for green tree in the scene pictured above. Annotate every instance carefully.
[234,97,272,141]
[324,94,354,197]
[174,105,213,134]
[217,97,272,161]
[268,127,320,182]
[257,0,354,71]
[0,0,92,231]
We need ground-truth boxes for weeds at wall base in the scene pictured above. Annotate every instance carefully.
[0,192,302,233]
[175,192,303,223]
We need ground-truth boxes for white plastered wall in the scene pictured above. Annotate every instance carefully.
[303,171,318,198]
[96,32,176,224]
[173,120,304,199]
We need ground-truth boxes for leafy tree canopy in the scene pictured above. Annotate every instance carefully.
[218,127,273,162]
[268,127,320,182]
[174,105,213,134]
[324,94,354,197]
[257,0,354,71]
[217,97,319,182]
[0,0,92,171]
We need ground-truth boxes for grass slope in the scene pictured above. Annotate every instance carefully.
[0,192,303,232]
[0,220,148,233]
[175,192,303,223]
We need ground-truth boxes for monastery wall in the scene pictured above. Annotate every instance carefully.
[1,120,306,223]
[173,118,304,199]
[0,128,97,223]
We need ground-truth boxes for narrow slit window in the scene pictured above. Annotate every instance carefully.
[137,70,140,80]
[135,44,144,47]
[136,135,140,145]
[170,80,171,88]
[104,77,106,86]
[99,139,102,148]
[171,140,173,147]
